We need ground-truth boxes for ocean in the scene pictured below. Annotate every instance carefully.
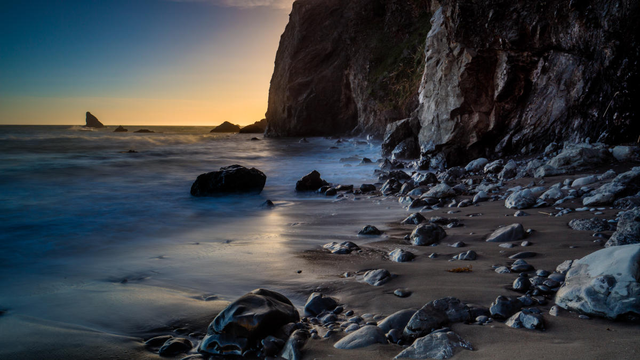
[0,125,392,338]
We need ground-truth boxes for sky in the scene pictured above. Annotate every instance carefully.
[0,0,293,126]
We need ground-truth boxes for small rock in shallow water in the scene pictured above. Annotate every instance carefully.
[363,269,392,286]
[505,309,545,330]
[323,241,360,254]
[389,248,416,262]
[410,224,447,246]
[358,225,382,235]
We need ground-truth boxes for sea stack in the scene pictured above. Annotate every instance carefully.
[239,119,267,134]
[114,126,128,132]
[210,121,241,133]
[85,112,104,128]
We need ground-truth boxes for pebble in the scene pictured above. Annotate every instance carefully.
[394,288,412,298]
[495,266,511,274]
[345,310,354,316]
[521,241,532,247]
[499,243,516,248]
[549,305,559,316]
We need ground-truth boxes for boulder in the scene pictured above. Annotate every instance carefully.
[498,160,518,180]
[191,165,266,196]
[410,224,447,246]
[323,241,360,254]
[333,325,387,349]
[239,119,267,133]
[505,309,545,330]
[614,193,640,210]
[402,213,427,225]
[363,269,392,286]
[422,184,455,199]
[453,250,477,261]
[611,145,640,162]
[392,138,420,160]
[295,170,328,191]
[279,330,309,360]
[199,289,300,356]
[571,175,598,188]
[583,168,640,205]
[395,330,473,359]
[403,297,472,339]
[505,189,536,209]
[210,121,241,133]
[159,338,193,356]
[381,118,421,156]
[489,296,523,319]
[483,159,504,174]
[378,309,416,333]
[465,158,489,172]
[389,249,415,262]
[485,224,525,242]
[358,225,382,236]
[304,292,338,316]
[85,111,104,128]
[555,244,640,320]
[568,218,614,232]
[605,207,640,247]
[113,125,128,132]
[547,143,612,171]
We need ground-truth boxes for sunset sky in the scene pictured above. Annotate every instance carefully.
[0,0,292,126]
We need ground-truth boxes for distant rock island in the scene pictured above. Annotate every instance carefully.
[239,119,267,134]
[114,126,128,132]
[210,121,241,133]
[134,129,155,133]
[85,112,104,128]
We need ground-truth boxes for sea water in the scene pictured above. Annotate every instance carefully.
[0,125,387,337]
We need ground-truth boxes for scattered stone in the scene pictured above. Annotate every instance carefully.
[514,211,529,217]
[555,244,640,320]
[505,309,545,330]
[304,292,338,316]
[510,259,534,272]
[568,218,614,232]
[499,243,516,248]
[486,223,525,242]
[549,305,560,316]
[449,241,466,248]
[465,158,489,172]
[484,159,504,174]
[572,175,598,188]
[403,297,472,339]
[323,241,360,254]
[512,276,530,292]
[521,241,532,247]
[505,189,537,209]
[333,325,387,349]
[363,269,392,286]
[145,335,173,349]
[410,224,447,246]
[394,330,473,359]
[605,207,640,247]
[394,289,412,298]
[402,213,426,225]
[473,191,489,204]
[378,309,417,333]
[454,250,477,261]
[296,170,328,191]
[423,183,455,199]
[199,289,299,356]
[495,266,511,274]
[358,225,382,236]
[490,296,523,319]
[509,252,536,259]
[278,330,309,360]
[389,249,415,262]
[191,165,267,196]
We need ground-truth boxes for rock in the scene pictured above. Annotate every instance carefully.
[489,296,523,319]
[484,160,504,174]
[210,121,241,133]
[389,249,415,263]
[134,129,155,133]
[547,144,613,171]
[512,276,531,292]
[583,192,616,206]
[402,213,426,225]
[410,224,447,246]
[495,266,511,274]
[394,289,412,298]
[414,172,438,186]
[509,252,536,259]
[422,184,455,199]
[568,218,614,232]
[556,260,574,274]
[159,338,192,356]
[465,158,489,172]
[485,224,525,242]
[113,125,127,132]
[498,160,518,180]
[199,289,299,356]
[571,175,598,188]
[614,194,640,210]
[454,250,477,261]
[584,168,640,205]
[505,189,537,209]
[539,187,564,201]
[191,165,267,196]
[304,292,338,316]
[392,138,420,160]
[505,309,545,330]
[378,309,416,333]
[85,112,104,128]
[473,191,489,204]
[145,335,173,349]
[612,145,640,162]
[534,165,566,178]
[363,269,392,286]
[333,325,387,349]
[599,169,617,181]
[403,297,472,339]
[381,179,402,195]
[394,330,473,359]
[381,118,421,157]
[449,241,466,248]
[555,244,640,320]
[511,259,534,272]
[323,241,360,254]
[261,200,275,209]
[295,170,328,191]
[514,211,529,217]
[360,184,376,192]
[437,167,466,185]
[606,207,640,247]
[359,225,382,236]
[279,330,309,360]
[239,119,267,133]
[324,187,337,196]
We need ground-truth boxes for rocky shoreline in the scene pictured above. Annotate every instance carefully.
[138,139,640,360]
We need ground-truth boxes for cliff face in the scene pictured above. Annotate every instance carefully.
[266,0,639,164]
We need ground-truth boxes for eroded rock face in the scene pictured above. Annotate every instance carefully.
[199,289,300,356]
[555,245,640,320]
[266,0,639,164]
[191,165,267,196]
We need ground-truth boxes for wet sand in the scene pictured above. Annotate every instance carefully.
[2,162,640,359]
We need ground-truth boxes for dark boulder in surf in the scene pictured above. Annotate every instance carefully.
[85,112,104,128]
[239,119,267,133]
[114,125,128,132]
[295,170,328,191]
[198,289,299,356]
[191,165,267,196]
[210,121,241,133]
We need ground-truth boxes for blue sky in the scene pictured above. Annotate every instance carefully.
[0,0,292,125]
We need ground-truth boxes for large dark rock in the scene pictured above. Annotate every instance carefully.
[403,297,472,339]
[606,207,640,247]
[295,170,328,191]
[210,121,241,133]
[265,0,639,165]
[85,112,104,128]
[191,165,267,196]
[395,330,473,359]
[382,118,421,157]
[199,289,300,356]
[304,292,338,316]
[239,119,267,133]
[410,224,447,246]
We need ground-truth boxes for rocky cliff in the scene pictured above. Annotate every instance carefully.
[266,0,639,165]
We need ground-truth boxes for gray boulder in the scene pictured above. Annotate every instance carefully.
[304,292,338,316]
[199,289,299,356]
[279,330,309,360]
[484,159,504,174]
[378,309,417,333]
[363,269,392,286]
[612,145,640,162]
[333,325,387,349]
[403,297,471,339]
[389,249,416,262]
[505,309,545,330]
[568,218,614,232]
[547,143,612,171]
[555,244,640,320]
[485,224,525,242]
[191,165,267,196]
[410,224,447,246]
[606,207,640,247]
[422,183,455,199]
[395,330,473,359]
[465,158,489,172]
[571,175,598,188]
[584,168,640,205]
[505,189,537,209]
[402,213,427,225]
